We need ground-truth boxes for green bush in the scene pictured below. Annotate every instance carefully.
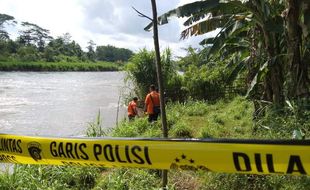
[17,46,38,62]
[178,48,246,101]
[125,48,182,100]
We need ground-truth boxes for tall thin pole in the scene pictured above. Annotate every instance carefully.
[151,0,168,189]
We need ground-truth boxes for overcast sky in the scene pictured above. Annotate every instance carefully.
[0,0,217,57]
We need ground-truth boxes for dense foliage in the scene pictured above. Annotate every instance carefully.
[96,45,133,62]
[125,48,184,100]
[152,0,310,109]
[180,47,246,100]
[125,47,245,102]
[0,13,133,68]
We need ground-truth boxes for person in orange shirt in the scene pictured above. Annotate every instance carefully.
[144,85,160,122]
[127,97,138,121]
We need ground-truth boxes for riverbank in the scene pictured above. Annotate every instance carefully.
[0,61,120,71]
[1,96,309,189]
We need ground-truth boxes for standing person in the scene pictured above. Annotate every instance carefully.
[144,85,160,122]
[127,97,138,121]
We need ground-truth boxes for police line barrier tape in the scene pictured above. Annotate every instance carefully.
[0,133,310,175]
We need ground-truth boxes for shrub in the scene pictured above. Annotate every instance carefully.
[125,48,181,100]
[17,46,38,62]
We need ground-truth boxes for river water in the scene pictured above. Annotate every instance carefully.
[0,72,127,137]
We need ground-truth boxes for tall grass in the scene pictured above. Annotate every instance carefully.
[86,110,111,137]
[0,164,100,190]
[94,168,160,190]
[0,61,119,71]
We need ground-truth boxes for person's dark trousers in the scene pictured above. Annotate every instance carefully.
[128,115,135,121]
[148,113,159,122]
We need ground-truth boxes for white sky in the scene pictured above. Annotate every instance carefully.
[0,0,218,57]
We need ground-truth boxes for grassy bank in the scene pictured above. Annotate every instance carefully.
[109,97,310,189]
[0,61,120,71]
[1,97,309,189]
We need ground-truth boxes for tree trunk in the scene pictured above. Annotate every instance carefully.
[270,63,284,106]
[150,0,168,189]
[287,0,309,98]
[262,28,285,106]
[262,74,273,102]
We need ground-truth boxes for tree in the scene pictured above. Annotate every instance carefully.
[68,40,83,58]
[59,33,82,57]
[0,13,95,63]
[62,32,72,45]
[0,13,16,40]
[286,0,310,98]
[17,45,38,61]
[0,14,17,60]
[177,46,203,70]
[86,40,96,61]
[126,48,177,98]
[18,22,52,51]
[45,33,83,61]
[96,45,133,62]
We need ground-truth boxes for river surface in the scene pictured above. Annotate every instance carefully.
[0,72,127,137]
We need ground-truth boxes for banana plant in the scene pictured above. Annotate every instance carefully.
[286,0,310,99]
[146,0,291,107]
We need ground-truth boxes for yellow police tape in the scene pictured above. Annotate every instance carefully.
[0,133,309,175]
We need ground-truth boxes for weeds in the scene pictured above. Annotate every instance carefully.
[170,121,194,138]
[253,100,310,139]
[86,110,111,137]
[0,165,100,190]
[94,169,160,190]
[112,118,161,137]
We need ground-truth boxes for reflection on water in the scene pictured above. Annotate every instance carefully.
[0,72,127,137]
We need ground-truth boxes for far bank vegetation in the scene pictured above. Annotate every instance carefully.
[0,14,133,71]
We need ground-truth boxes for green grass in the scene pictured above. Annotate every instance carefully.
[166,97,253,139]
[1,96,309,189]
[0,61,119,71]
[94,168,160,190]
[0,164,101,190]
